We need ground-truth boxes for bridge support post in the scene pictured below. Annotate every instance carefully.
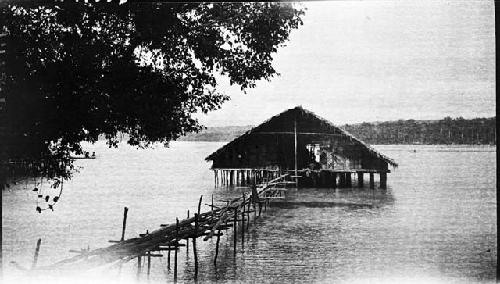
[346,173,352,187]
[233,208,237,255]
[241,193,245,247]
[214,229,221,266]
[174,218,179,282]
[137,256,142,279]
[339,173,345,187]
[147,251,151,279]
[380,172,387,189]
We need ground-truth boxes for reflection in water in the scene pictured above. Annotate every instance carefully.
[1,142,496,283]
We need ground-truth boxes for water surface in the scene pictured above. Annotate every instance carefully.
[2,143,496,283]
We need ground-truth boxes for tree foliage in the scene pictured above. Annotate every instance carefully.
[0,2,304,182]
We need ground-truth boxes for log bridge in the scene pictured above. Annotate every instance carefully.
[26,174,293,281]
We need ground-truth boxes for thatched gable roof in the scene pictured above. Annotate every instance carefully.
[206,106,398,167]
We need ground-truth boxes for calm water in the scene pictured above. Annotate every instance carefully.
[2,142,496,283]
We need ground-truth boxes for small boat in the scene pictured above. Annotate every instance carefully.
[70,152,96,160]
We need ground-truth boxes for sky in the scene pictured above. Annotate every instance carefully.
[196,0,495,127]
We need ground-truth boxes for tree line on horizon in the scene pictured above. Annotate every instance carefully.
[180,116,497,145]
[342,116,496,145]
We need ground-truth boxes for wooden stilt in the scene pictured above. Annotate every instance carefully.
[294,120,298,188]
[241,193,245,246]
[120,207,128,242]
[380,172,387,189]
[233,208,237,255]
[147,251,151,279]
[346,173,352,187]
[214,230,221,266]
[370,173,375,189]
[193,214,199,279]
[167,248,171,269]
[137,256,142,279]
[339,173,346,187]
[247,198,251,230]
[31,238,42,270]
[174,218,179,282]
[253,196,257,221]
[186,210,190,252]
[193,195,202,278]
[332,172,337,188]
[358,172,364,188]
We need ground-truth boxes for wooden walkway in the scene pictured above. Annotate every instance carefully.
[32,174,293,279]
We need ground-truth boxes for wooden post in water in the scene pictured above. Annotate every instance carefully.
[174,218,179,282]
[121,207,128,242]
[358,172,364,188]
[193,213,199,278]
[214,229,221,266]
[346,173,352,187]
[186,210,190,252]
[369,173,375,189]
[233,208,238,255]
[241,193,245,246]
[137,256,142,279]
[31,238,42,270]
[193,195,202,279]
[294,119,298,188]
[253,192,257,221]
[167,247,171,269]
[332,172,337,188]
[147,251,151,279]
[247,197,251,230]
[380,172,387,189]
[339,173,345,188]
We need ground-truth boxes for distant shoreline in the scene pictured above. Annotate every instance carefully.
[178,116,496,145]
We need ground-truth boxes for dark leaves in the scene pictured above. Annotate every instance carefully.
[2,2,304,179]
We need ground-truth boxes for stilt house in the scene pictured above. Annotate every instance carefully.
[206,106,397,188]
